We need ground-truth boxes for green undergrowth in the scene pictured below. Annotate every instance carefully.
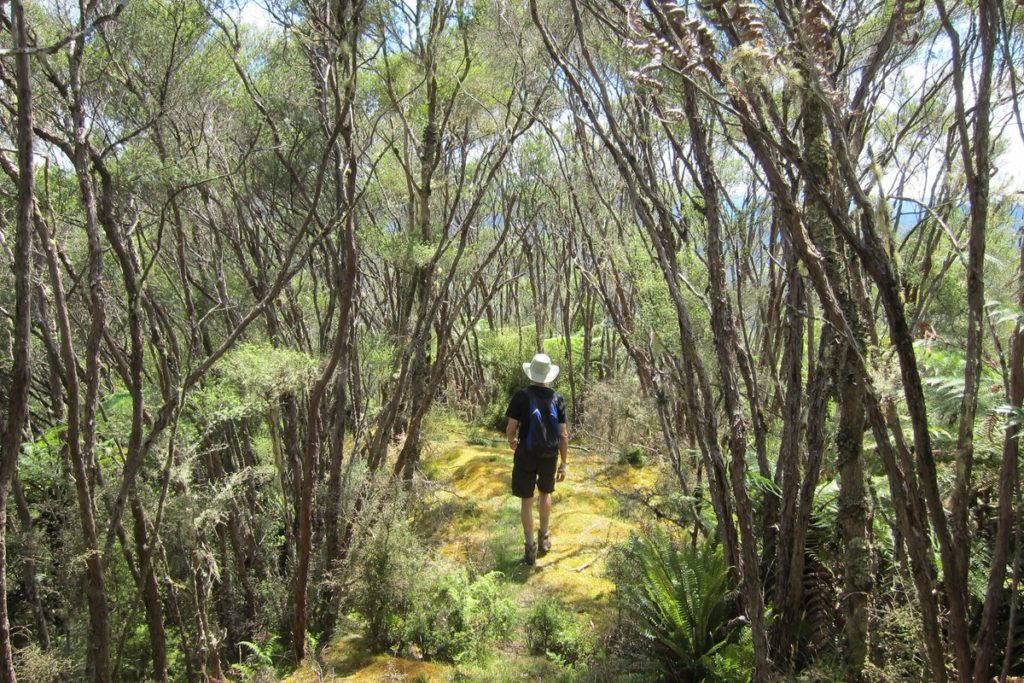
[286,422,661,682]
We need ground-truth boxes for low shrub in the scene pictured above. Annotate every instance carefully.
[865,600,930,682]
[346,475,516,662]
[454,653,577,682]
[618,445,646,468]
[13,645,73,683]
[405,566,515,662]
[525,597,593,665]
[350,507,424,650]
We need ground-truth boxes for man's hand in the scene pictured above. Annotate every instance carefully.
[510,437,519,452]
[556,462,566,482]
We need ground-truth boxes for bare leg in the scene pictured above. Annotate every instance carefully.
[520,497,535,545]
[538,493,552,536]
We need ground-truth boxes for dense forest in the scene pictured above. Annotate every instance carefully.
[1,0,1022,680]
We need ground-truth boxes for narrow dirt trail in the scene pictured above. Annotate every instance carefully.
[419,435,657,618]
[286,428,657,682]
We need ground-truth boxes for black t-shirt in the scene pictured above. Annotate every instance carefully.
[505,385,567,444]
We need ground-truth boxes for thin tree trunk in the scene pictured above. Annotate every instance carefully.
[561,250,578,420]
[772,241,805,663]
[320,368,349,632]
[973,229,1024,681]
[0,0,35,675]
[867,398,946,680]
[12,474,50,650]
[37,177,112,683]
[803,89,871,680]
[681,82,770,681]
[1001,501,1023,681]
[581,284,594,422]
[192,543,223,681]
[293,0,361,653]
[69,15,114,676]
[777,331,835,659]
[131,497,169,682]
[938,0,997,645]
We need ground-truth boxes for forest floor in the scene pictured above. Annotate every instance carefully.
[284,424,658,682]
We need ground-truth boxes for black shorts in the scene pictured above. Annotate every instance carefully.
[511,448,558,498]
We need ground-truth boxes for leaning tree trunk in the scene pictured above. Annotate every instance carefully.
[943,0,997,641]
[292,0,362,657]
[680,82,771,682]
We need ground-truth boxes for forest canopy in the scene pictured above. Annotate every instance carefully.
[1,0,1023,681]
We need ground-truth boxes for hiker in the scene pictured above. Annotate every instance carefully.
[505,352,569,566]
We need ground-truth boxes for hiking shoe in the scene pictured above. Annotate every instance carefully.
[538,531,551,556]
[522,542,537,566]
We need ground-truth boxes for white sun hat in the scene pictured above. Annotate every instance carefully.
[523,353,560,384]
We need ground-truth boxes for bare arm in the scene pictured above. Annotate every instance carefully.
[506,418,520,451]
[557,423,569,480]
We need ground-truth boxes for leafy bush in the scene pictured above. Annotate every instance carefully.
[188,343,318,426]
[13,646,73,683]
[351,511,425,650]
[466,426,497,447]
[405,566,515,662]
[583,376,662,454]
[865,601,929,682]
[525,597,593,665]
[350,499,515,663]
[619,445,647,468]
[915,339,1005,459]
[607,528,753,682]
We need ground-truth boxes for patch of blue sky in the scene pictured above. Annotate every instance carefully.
[874,27,1023,197]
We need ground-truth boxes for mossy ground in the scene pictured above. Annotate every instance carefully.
[285,425,658,682]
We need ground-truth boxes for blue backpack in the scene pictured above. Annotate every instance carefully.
[524,389,561,458]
